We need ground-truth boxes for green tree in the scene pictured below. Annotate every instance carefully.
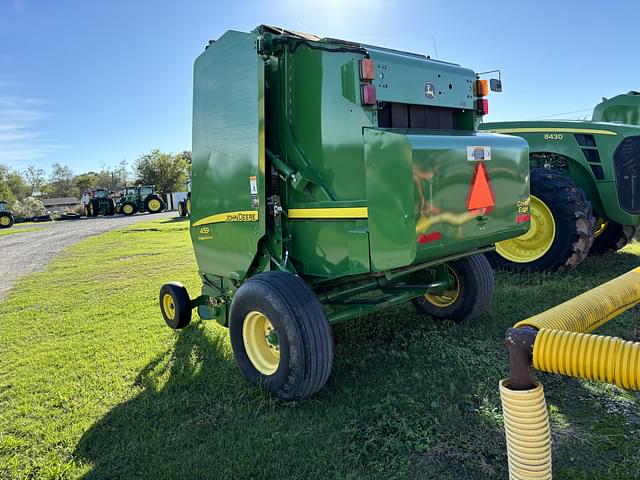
[134,149,189,195]
[96,160,128,191]
[23,166,46,196]
[74,173,98,193]
[0,164,17,205]
[47,163,78,198]
[6,172,31,200]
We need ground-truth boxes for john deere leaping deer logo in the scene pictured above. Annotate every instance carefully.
[424,82,436,99]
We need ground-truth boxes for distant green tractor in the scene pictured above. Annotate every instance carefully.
[116,186,165,216]
[481,93,640,270]
[0,201,14,229]
[86,188,115,217]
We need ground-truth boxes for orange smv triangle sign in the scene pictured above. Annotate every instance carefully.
[467,162,495,211]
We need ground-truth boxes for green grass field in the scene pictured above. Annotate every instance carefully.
[0,227,43,237]
[1,217,639,479]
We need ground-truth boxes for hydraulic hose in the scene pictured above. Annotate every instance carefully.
[499,379,552,480]
[515,267,640,333]
[533,328,640,390]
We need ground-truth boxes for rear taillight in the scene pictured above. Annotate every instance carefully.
[475,79,489,116]
[361,84,377,105]
[476,98,489,116]
[360,58,376,105]
[359,58,376,81]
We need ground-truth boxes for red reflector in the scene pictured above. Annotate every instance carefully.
[467,162,495,211]
[516,214,531,224]
[359,58,376,81]
[476,98,489,116]
[361,84,377,105]
[417,231,442,244]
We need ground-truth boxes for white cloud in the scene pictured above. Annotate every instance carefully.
[0,95,65,164]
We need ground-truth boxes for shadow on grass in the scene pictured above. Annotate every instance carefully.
[160,216,189,224]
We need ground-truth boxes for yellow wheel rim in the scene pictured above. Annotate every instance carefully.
[425,266,460,308]
[242,311,280,375]
[162,293,176,321]
[495,195,556,263]
[594,217,608,238]
[0,216,10,226]
[148,199,161,211]
[186,198,191,215]
[123,204,134,214]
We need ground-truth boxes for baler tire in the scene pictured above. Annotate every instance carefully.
[488,167,595,271]
[229,271,334,401]
[412,254,494,323]
[590,221,637,254]
[160,282,192,329]
[0,212,14,229]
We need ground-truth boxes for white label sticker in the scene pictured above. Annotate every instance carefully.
[249,176,258,194]
[467,146,491,161]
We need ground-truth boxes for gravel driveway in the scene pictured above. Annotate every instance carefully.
[0,212,174,301]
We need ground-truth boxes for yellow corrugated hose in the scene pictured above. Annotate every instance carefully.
[533,329,640,390]
[499,380,552,480]
[514,267,640,333]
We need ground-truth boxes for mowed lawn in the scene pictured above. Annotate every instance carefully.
[1,217,639,480]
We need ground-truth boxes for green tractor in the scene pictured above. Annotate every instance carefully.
[159,26,530,400]
[86,188,115,217]
[0,201,14,229]
[116,185,165,216]
[480,92,640,270]
[178,179,191,217]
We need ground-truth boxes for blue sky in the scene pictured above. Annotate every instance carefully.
[1,0,638,174]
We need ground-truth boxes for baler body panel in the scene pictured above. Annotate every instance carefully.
[365,129,530,271]
[481,120,640,225]
[365,47,475,110]
[191,31,265,281]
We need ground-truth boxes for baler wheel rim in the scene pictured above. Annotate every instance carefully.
[425,266,460,308]
[242,310,280,375]
[162,293,176,321]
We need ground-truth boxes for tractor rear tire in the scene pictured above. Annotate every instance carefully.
[229,271,334,401]
[121,203,136,216]
[160,282,192,329]
[178,201,186,217]
[412,254,494,323]
[0,212,14,229]
[145,195,164,214]
[90,199,100,217]
[590,220,637,254]
[488,167,595,271]
[106,199,115,216]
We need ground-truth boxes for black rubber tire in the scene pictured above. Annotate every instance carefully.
[159,282,192,329]
[229,271,334,401]
[145,195,164,214]
[590,221,637,254]
[412,254,495,323]
[121,202,136,216]
[186,193,191,216]
[0,212,14,229]
[90,199,100,217]
[106,199,115,216]
[178,201,186,217]
[487,167,595,271]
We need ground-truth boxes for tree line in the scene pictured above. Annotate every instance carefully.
[0,149,191,207]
